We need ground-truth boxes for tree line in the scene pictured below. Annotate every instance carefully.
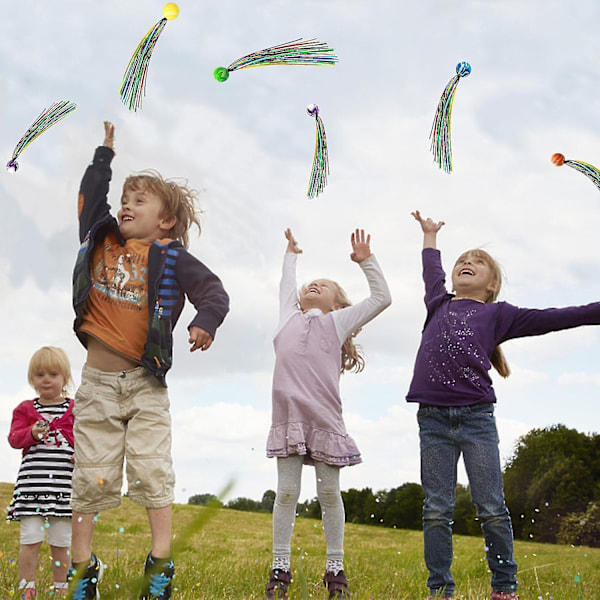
[189,424,600,547]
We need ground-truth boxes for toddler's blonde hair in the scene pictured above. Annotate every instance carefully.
[27,346,73,393]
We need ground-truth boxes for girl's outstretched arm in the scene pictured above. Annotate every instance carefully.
[333,230,391,343]
[412,210,445,249]
[275,228,302,337]
[284,228,302,254]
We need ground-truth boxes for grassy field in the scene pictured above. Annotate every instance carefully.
[1,482,599,599]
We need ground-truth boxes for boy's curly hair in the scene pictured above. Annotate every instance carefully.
[122,170,201,249]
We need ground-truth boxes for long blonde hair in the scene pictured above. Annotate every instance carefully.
[317,279,365,374]
[455,249,510,378]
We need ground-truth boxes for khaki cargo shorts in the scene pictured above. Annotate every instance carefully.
[72,365,175,513]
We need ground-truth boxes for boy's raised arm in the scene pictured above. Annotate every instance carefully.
[103,121,115,151]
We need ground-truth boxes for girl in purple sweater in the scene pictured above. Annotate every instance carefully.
[265,228,391,599]
[409,211,600,600]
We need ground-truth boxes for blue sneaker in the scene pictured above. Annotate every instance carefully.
[67,553,104,600]
[139,553,175,600]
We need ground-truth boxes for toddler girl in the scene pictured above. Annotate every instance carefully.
[8,346,75,599]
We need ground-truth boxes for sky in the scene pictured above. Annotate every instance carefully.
[1,0,600,507]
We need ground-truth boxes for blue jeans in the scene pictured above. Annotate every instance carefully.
[418,403,518,597]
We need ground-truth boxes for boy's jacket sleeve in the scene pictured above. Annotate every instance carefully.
[78,146,115,242]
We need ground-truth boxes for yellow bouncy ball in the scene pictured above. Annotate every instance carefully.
[163,3,179,20]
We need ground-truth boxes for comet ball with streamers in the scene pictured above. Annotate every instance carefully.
[551,153,600,191]
[6,101,77,171]
[162,3,179,19]
[119,3,179,112]
[306,104,329,199]
[430,61,471,174]
[214,38,338,82]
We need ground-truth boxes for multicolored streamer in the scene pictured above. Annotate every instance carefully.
[429,61,471,173]
[551,153,600,191]
[214,38,338,82]
[307,104,329,199]
[6,101,77,171]
[119,4,179,112]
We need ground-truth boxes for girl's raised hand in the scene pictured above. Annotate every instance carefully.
[284,228,302,254]
[412,210,445,233]
[350,229,372,263]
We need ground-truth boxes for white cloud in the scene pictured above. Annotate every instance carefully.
[2,0,600,504]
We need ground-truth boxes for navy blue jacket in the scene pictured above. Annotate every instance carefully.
[73,146,230,386]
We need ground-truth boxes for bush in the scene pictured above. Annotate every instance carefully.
[558,502,600,548]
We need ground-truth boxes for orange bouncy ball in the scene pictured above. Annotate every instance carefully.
[551,152,600,191]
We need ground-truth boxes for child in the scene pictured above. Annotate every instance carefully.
[265,228,391,599]
[68,122,229,600]
[409,210,600,600]
[8,346,75,599]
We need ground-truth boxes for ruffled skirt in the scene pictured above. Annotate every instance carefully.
[266,421,361,467]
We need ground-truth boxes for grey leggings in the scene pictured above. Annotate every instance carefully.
[273,455,345,562]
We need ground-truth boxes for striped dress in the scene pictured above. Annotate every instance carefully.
[8,400,74,521]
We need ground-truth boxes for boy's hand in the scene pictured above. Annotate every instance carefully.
[189,326,213,352]
[412,210,445,233]
[103,121,115,150]
[350,228,371,263]
[284,228,302,254]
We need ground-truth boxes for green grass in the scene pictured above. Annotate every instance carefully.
[1,482,599,598]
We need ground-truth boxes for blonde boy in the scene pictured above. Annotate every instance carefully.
[68,122,229,600]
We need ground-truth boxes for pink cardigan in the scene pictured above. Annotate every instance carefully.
[8,399,75,455]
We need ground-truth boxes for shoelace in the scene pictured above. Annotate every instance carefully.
[148,572,171,596]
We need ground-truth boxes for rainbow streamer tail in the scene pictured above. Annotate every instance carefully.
[214,38,338,82]
[429,62,471,174]
[6,100,77,171]
[307,105,329,199]
[120,18,167,112]
[565,159,600,191]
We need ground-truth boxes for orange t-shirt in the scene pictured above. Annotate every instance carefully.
[79,235,152,361]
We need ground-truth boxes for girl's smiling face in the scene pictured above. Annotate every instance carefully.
[451,251,500,302]
[299,279,341,314]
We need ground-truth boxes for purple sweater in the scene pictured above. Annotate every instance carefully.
[407,248,600,406]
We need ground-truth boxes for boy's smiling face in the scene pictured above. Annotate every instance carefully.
[118,188,176,243]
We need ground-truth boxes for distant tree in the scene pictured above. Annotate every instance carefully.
[342,488,377,524]
[188,493,223,508]
[382,483,425,530]
[261,489,276,513]
[503,425,600,543]
[297,496,321,520]
[452,484,479,536]
[226,497,262,512]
